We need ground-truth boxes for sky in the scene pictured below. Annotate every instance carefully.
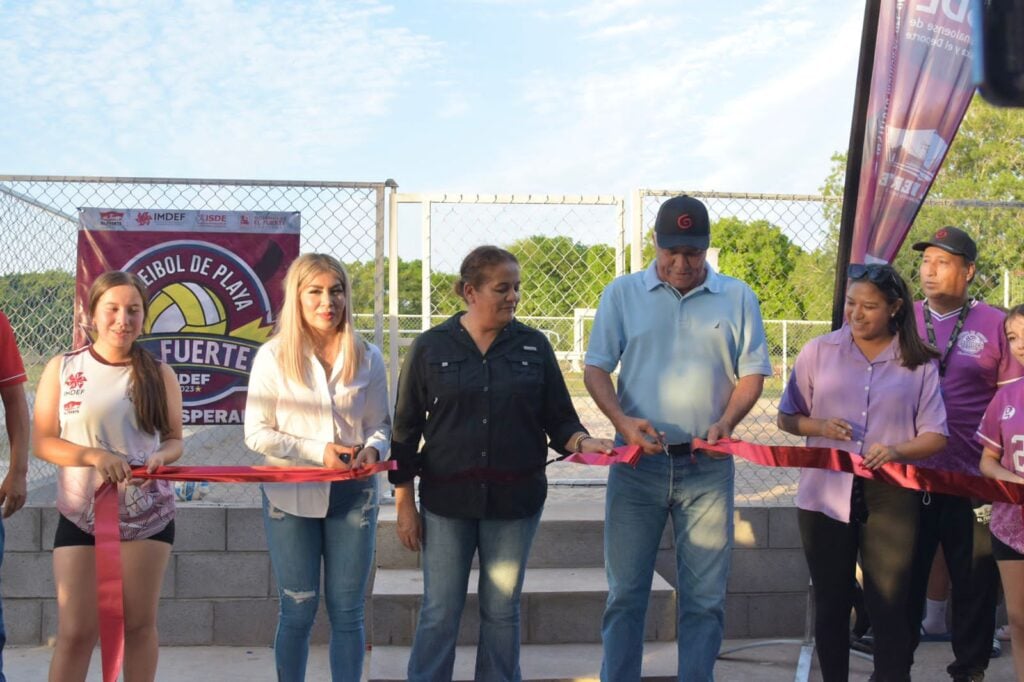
[0,0,866,197]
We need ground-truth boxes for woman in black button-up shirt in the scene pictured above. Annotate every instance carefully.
[389,245,613,682]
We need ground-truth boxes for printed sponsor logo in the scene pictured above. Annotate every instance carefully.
[65,371,87,390]
[1003,405,1016,421]
[198,213,229,227]
[677,214,693,230]
[63,400,82,414]
[255,216,287,228]
[152,212,186,223]
[99,211,125,226]
[136,212,152,226]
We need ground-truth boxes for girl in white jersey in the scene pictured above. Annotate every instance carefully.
[978,303,1024,682]
[32,271,183,682]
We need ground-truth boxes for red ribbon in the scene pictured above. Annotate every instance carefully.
[131,462,396,483]
[558,445,642,467]
[93,461,395,682]
[693,438,1024,504]
[93,483,125,682]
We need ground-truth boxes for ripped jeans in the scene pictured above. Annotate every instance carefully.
[261,479,378,682]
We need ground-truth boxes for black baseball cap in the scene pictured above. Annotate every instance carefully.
[912,226,977,262]
[654,195,710,250]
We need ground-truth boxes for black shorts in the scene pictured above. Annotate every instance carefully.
[991,531,1024,561]
[53,514,175,548]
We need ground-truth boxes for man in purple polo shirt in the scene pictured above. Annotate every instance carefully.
[907,226,1024,682]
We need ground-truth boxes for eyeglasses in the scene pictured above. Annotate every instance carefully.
[847,263,900,290]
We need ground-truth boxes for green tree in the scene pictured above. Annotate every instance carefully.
[0,270,76,358]
[711,218,807,320]
[506,235,616,317]
[345,257,424,316]
[823,96,1024,305]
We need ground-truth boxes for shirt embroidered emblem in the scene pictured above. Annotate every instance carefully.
[956,330,986,356]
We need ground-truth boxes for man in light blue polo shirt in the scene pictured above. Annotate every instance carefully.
[584,195,772,682]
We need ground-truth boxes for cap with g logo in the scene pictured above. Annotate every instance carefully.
[911,226,977,262]
[654,195,711,250]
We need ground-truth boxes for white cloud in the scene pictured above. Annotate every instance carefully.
[0,0,442,177]
[583,18,652,40]
[447,1,863,195]
[1,0,865,202]
[692,4,863,193]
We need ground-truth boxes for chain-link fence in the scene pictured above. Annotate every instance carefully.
[3,179,1022,508]
[635,191,838,505]
[636,190,1024,506]
[0,175,391,505]
[390,192,626,425]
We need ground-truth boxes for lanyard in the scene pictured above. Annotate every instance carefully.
[923,300,971,377]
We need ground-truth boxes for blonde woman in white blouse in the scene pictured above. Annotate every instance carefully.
[245,253,391,682]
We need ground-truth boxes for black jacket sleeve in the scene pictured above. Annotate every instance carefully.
[388,335,427,484]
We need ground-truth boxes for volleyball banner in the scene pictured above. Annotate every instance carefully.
[851,0,974,264]
[76,208,300,425]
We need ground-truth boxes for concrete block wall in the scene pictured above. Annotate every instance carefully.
[1,506,334,647]
[1,504,809,646]
[654,506,810,639]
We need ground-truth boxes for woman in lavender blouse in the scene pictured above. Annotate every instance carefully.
[778,263,947,682]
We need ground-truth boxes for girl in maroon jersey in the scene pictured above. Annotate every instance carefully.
[978,304,1024,682]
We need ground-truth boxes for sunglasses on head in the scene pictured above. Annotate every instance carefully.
[847,263,900,289]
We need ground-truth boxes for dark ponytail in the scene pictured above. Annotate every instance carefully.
[129,341,170,437]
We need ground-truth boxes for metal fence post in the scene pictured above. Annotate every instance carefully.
[388,183,400,400]
[420,198,432,332]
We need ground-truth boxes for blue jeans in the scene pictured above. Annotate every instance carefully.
[261,480,378,682]
[601,452,734,682]
[407,507,542,682]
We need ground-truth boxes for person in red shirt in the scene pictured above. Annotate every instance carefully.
[0,309,30,682]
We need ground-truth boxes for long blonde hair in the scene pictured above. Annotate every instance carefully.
[88,271,170,437]
[275,253,364,385]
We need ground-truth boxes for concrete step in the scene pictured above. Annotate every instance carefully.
[371,567,675,646]
[375,501,668,571]
[367,642,681,681]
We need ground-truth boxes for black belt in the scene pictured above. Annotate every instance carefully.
[666,442,692,457]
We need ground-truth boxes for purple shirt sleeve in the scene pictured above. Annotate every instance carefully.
[779,339,815,417]
[915,360,948,438]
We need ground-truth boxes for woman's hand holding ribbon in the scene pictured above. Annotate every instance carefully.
[323,443,356,470]
[861,443,900,470]
[353,446,378,469]
[91,450,133,484]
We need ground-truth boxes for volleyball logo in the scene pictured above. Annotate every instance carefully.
[146,282,228,335]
